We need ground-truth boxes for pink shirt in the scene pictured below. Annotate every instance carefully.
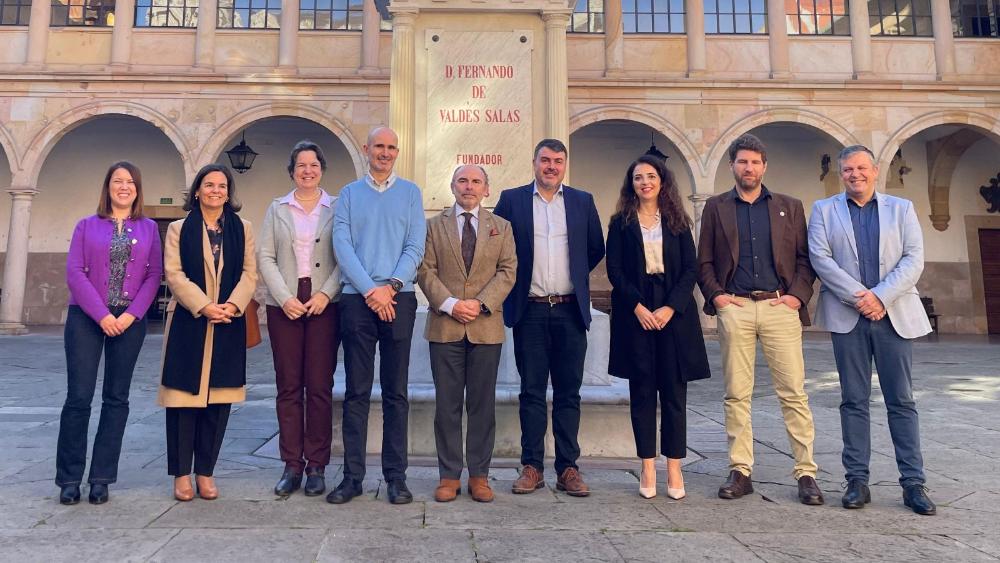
[279,189,333,278]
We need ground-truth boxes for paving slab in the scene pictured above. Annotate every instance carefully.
[604,531,765,562]
[472,530,624,563]
[0,528,178,563]
[317,528,477,562]
[149,528,327,562]
[734,532,999,562]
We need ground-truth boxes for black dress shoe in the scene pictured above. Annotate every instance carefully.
[326,478,363,505]
[304,468,326,497]
[718,470,753,500]
[842,479,871,509]
[59,485,81,505]
[903,485,937,516]
[88,483,109,505]
[797,476,825,505]
[274,470,303,497]
[386,479,413,505]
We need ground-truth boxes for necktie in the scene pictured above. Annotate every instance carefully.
[461,212,476,273]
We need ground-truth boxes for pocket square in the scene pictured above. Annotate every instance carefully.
[489,227,499,236]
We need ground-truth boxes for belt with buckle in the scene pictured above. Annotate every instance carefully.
[732,290,781,301]
[528,294,576,306]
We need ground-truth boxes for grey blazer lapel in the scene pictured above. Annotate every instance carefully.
[877,194,890,271]
[833,193,860,259]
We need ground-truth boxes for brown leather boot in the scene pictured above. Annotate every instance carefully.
[718,470,753,499]
[434,478,461,502]
[512,466,544,494]
[556,467,590,497]
[468,476,494,503]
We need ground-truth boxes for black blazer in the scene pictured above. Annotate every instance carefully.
[606,213,710,382]
[493,183,606,329]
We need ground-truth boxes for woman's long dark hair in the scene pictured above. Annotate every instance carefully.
[612,155,691,235]
[183,163,242,212]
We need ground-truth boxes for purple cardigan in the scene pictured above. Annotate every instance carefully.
[66,215,163,323]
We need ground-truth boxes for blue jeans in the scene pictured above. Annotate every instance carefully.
[55,305,147,486]
[831,317,925,487]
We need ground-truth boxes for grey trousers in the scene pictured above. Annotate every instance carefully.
[429,338,502,479]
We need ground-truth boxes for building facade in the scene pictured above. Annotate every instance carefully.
[0,0,998,333]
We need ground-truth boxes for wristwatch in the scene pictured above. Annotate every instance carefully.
[479,301,490,315]
[389,278,404,292]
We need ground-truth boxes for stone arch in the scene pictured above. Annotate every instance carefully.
[0,122,18,180]
[705,108,859,187]
[198,104,365,182]
[20,100,193,185]
[876,110,1000,175]
[569,105,703,187]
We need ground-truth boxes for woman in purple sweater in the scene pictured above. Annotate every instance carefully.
[56,161,163,505]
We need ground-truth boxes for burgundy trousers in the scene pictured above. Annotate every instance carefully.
[266,278,340,473]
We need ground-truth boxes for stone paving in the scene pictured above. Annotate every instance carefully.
[0,327,998,562]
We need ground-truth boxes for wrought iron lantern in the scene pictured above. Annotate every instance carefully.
[225,131,259,174]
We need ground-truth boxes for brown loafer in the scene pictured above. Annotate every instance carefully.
[718,470,753,500]
[434,478,461,502]
[797,475,825,505]
[468,476,494,503]
[556,467,590,497]
[512,466,545,494]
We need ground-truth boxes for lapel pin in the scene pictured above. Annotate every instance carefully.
[779,211,786,217]
[131,238,138,245]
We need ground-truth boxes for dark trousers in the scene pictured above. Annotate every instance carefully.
[512,302,587,474]
[55,305,147,486]
[166,404,232,476]
[429,338,502,479]
[629,369,687,460]
[266,278,340,473]
[338,292,417,482]
[832,317,925,487]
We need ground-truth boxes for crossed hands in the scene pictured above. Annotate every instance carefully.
[281,292,331,320]
[98,312,137,337]
[199,302,239,324]
[854,289,885,321]
[450,299,482,324]
[365,285,397,322]
[634,303,675,331]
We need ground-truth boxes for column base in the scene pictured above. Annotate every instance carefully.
[769,70,792,80]
[107,62,130,72]
[936,72,957,82]
[190,64,216,74]
[686,69,708,79]
[357,66,382,76]
[274,65,298,76]
[0,322,28,335]
[603,68,627,78]
[852,71,876,80]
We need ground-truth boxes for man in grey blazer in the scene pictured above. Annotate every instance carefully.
[808,144,936,516]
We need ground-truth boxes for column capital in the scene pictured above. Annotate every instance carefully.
[541,11,571,27]
[7,188,39,200]
[688,193,712,203]
[390,9,419,26]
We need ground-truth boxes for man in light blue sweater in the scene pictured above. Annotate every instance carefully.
[328,126,426,506]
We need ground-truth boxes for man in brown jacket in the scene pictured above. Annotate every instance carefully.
[697,133,823,506]
[417,164,517,503]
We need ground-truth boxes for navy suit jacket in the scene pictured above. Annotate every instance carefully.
[493,183,606,329]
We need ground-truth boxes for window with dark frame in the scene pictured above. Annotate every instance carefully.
[300,0,363,31]
[868,0,933,35]
[135,0,198,27]
[786,0,850,35]
[568,0,605,33]
[0,0,31,25]
[952,0,1000,36]
[50,0,116,27]
[217,0,280,29]
[623,0,686,33]
[705,0,768,34]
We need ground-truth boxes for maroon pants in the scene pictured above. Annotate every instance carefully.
[266,278,340,472]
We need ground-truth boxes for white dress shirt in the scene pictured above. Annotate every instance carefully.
[529,182,574,297]
[278,189,333,279]
[364,171,398,193]
[440,203,480,317]
[640,214,665,275]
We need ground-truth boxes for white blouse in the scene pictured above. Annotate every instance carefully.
[640,214,665,275]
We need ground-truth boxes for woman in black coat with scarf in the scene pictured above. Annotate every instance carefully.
[607,155,711,500]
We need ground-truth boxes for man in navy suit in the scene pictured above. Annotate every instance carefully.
[493,138,605,497]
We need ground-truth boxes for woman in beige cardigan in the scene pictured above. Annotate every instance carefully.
[158,164,257,501]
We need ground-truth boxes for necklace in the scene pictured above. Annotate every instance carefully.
[294,189,321,202]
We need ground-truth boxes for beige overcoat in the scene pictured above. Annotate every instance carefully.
[157,217,258,408]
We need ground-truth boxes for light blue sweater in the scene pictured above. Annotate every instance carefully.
[332,177,426,295]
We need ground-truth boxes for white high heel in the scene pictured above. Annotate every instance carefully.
[639,466,657,499]
[666,472,686,500]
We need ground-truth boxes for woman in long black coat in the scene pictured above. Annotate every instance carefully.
[607,155,711,500]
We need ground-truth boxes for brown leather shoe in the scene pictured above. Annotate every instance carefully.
[512,466,545,494]
[434,478,461,502]
[195,475,218,500]
[718,470,753,499]
[468,476,494,503]
[556,467,590,497]
[797,475,825,505]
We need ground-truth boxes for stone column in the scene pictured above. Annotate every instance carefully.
[388,9,417,180]
[25,0,51,67]
[931,0,956,79]
[685,0,706,76]
[278,0,300,71]
[359,0,381,74]
[848,0,872,78]
[603,0,625,77]
[689,192,711,240]
[766,0,790,78]
[0,189,38,335]
[542,10,571,142]
[110,0,135,68]
[194,0,218,70]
